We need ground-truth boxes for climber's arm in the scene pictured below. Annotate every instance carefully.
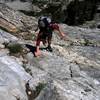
[57,28,65,37]
[52,23,65,38]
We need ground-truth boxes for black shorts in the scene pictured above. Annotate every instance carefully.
[39,27,53,40]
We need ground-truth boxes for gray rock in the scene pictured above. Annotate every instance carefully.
[0,5,100,99]
[0,0,33,11]
[0,55,33,100]
[0,29,18,43]
[24,45,100,100]
[0,44,5,49]
[24,24,100,100]
[0,3,37,33]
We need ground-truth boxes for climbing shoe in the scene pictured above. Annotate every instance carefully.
[46,46,53,52]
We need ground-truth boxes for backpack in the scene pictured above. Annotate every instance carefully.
[38,16,51,28]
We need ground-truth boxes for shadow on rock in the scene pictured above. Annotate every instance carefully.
[25,44,49,56]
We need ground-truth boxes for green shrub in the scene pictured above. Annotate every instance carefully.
[33,82,46,98]
[7,43,23,54]
[35,83,46,93]
[26,82,46,99]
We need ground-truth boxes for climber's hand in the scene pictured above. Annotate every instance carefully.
[60,35,68,41]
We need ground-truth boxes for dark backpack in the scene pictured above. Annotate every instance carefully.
[38,17,51,28]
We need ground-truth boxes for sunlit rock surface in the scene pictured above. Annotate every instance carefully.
[0,3,100,100]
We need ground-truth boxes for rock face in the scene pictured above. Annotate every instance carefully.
[0,17,18,33]
[0,3,37,34]
[0,29,35,100]
[1,0,99,25]
[0,28,31,100]
[0,56,30,100]
[0,29,18,44]
[24,24,100,100]
[0,0,33,11]
[0,2,100,100]
[0,26,100,100]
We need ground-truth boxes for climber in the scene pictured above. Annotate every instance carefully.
[34,16,66,57]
